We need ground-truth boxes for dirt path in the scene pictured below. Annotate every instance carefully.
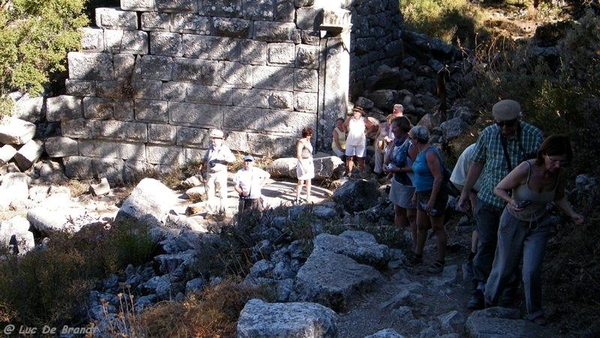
[335,237,475,337]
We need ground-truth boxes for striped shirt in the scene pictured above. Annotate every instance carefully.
[473,121,543,208]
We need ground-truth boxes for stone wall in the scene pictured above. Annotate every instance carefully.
[45,0,401,182]
[347,0,403,99]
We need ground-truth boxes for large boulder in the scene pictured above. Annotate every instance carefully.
[237,299,338,338]
[115,178,178,228]
[290,249,382,311]
[313,231,390,269]
[27,191,100,234]
[466,307,555,337]
[267,155,344,180]
[331,178,380,213]
[0,173,30,210]
[0,117,36,145]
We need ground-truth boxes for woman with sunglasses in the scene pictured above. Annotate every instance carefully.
[485,134,584,325]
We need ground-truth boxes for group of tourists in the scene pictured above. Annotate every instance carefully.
[382,98,584,325]
[197,98,584,325]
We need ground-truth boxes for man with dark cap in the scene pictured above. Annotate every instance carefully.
[458,99,543,310]
[233,154,270,215]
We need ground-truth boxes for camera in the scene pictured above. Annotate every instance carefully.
[386,163,393,170]
[516,200,531,209]
[209,160,216,168]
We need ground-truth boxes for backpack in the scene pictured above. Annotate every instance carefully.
[430,148,460,197]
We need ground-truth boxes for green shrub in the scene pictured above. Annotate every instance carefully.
[0,221,156,327]
[0,0,88,115]
[399,0,483,46]
[104,220,157,271]
[0,233,94,326]
[463,8,599,175]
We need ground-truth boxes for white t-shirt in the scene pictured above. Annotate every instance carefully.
[233,167,270,199]
[346,117,366,146]
[450,143,482,192]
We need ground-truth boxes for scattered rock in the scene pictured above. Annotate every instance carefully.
[0,117,36,145]
[237,299,338,338]
[90,177,111,196]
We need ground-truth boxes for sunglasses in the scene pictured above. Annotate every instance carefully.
[495,119,518,127]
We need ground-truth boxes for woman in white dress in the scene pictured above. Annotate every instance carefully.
[296,127,315,204]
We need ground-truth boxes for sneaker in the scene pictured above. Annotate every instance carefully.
[467,290,485,310]
[426,261,445,274]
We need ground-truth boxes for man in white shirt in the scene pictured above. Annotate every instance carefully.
[450,143,482,279]
[233,154,270,216]
[199,129,236,216]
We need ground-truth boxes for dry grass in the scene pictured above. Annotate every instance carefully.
[137,278,273,337]
[66,179,90,197]
[0,209,27,222]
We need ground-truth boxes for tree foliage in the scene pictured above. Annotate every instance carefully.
[0,0,88,112]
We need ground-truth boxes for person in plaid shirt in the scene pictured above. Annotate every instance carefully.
[458,99,543,310]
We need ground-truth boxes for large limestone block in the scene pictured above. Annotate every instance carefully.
[67,52,114,81]
[27,200,96,235]
[254,21,298,43]
[13,95,43,123]
[313,231,390,268]
[14,139,44,171]
[237,299,337,338]
[212,17,252,38]
[291,250,382,311]
[0,117,36,145]
[115,178,178,228]
[0,145,17,166]
[45,137,78,158]
[46,95,83,122]
[95,8,137,30]
[121,0,156,11]
[0,172,30,210]
[267,156,344,179]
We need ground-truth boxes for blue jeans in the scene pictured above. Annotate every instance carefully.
[484,208,552,320]
[472,198,504,284]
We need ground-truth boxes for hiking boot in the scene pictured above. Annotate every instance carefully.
[467,290,485,310]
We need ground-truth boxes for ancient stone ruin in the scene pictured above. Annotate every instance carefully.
[42,0,401,183]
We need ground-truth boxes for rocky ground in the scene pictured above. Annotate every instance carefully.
[1,166,567,336]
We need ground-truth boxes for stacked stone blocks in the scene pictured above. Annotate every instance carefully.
[45,0,402,182]
[49,0,325,180]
